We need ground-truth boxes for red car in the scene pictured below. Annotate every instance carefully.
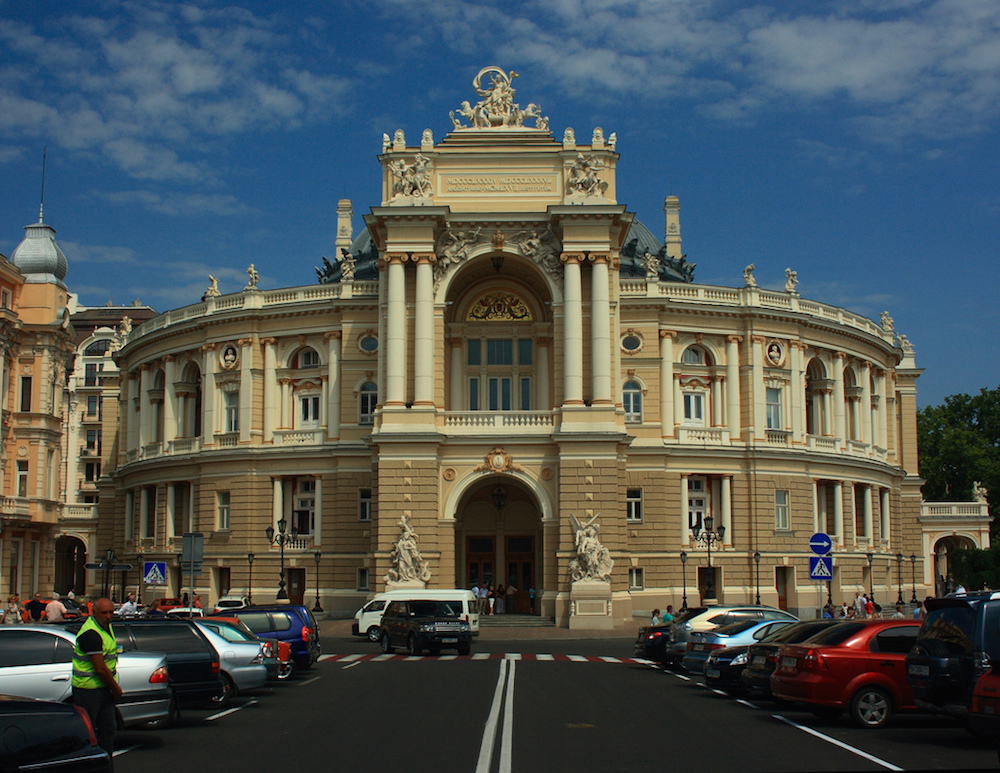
[770,618,922,728]
[970,666,1000,742]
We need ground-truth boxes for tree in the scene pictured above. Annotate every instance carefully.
[949,545,1000,592]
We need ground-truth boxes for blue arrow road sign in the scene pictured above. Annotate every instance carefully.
[810,556,833,581]
[809,532,832,556]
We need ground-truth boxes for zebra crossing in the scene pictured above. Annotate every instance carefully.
[319,652,654,665]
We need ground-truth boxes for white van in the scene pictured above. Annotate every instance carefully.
[352,588,479,642]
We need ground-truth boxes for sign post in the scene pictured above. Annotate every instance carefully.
[180,533,204,618]
[808,532,834,615]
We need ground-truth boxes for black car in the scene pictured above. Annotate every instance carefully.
[740,619,842,697]
[633,623,674,664]
[0,695,110,772]
[379,599,472,656]
[67,618,224,710]
[906,592,1000,718]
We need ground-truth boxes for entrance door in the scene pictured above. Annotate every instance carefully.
[776,567,789,610]
[505,536,534,614]
[287,568,305,606]
[467,537,495,602]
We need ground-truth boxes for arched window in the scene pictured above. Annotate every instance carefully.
[359,382,378,425]
[83,339,112,357]
[293,348,320,368]
[623,381,642,423]
[682,346,704,365]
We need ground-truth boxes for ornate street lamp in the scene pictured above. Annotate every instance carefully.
[491,485,507,511]
[680,551,688,611]
[896,553,905,605]
[866,551,875,606]
[265,516,298,601]
[910,554,918,604]
[313,551,323,613]
[753,550,761,605]
[247,552,254,603]
[691,515,725,602]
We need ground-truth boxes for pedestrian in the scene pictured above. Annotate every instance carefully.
[2,595,24,624]
[72,597,122,759]
[495,585,506,615]
[44,593,68,622]
[651,608,661,626]
[487,585,496,615]
[662,605,674,624]
[839,601,849,618]
[854,592,866,619]
[865,598,875,618]
[146,599,164,616]
[25,592,46,622]
[66,587,76,600]
[505,584,517,614]
[892,604,905,618]
[182,592,189,607]
[528,587,535,615]
[192,595,202,609]
[119,594,138,618]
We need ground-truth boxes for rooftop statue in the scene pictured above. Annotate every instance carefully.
[449,67,549,130]
[784,267,799,294]
[566,153,609,199]
[388,153,434,202]
[743,264,757,288]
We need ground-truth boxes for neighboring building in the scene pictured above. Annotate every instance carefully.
[99,69,930,622]
[0,207,75,597]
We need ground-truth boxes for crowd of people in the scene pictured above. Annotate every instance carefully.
[0,590,80,624]
[821,592,937,620]
[471,581,535,615]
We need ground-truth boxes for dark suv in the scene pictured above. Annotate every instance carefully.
[379,599,472,656]
[211,605,321,673]
[906,592,1000,718]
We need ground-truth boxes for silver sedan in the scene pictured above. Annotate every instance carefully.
[194,620,267,707]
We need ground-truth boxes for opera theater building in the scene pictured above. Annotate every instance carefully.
[101,69,925,625]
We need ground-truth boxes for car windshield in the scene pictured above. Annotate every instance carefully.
[714,620,758,636]
[410,601,459,617]
[202,622,254,643]
[921,604,975,654]
[673,607,707,625]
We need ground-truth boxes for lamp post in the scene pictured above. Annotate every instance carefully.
[135,553,143,602]
[264,517,298,601]
[247,553,254,603]
[691,515,726,602]
[680,551,689,611]
[313,551,323,613]
[896,553,904,605]
[753,550,761,605]
[910,554,918,604]
[866,551,875,606]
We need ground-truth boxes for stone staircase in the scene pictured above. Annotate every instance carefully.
[479,613,555,627]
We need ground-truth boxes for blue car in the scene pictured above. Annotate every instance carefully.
[682,618,797,675]
[210,605,321,673]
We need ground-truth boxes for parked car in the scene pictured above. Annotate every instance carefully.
[211,605,321,672]
[741,619,843,698]
[150,598,185,613]
[693,618,797,685]
[353,589,479,642]
[379,599,473,656]
[165,607,204,618]
[633,622,674,664]
[0,695,110,772]
[199,617,293,681]
[770,619,922,728]
[0,626,173,728]
[669,605,798,665]
[193,620,267,707]
[66,618,223,710]
[905,592,1000,719]
[970,664,1000,743]
[212,595,250,614]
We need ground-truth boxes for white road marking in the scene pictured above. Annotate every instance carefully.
[772,714,903,771]
[568,655,587,662]
[472,652,491,660]
[205,699,258,721]
[475,658,510,773]
[536,654,554,661]
[296,676,320,686]
[499,658,515,773]
[372,654,394,661]
[112,744,141,757]
[505,653,522,660]
[342,661,361,670]
[600,656,621,663]
[736,699,758,709]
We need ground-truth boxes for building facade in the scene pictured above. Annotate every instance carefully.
[97,69,932,622]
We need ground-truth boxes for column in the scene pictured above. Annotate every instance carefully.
[833,481,844,547]
[272,478,283,531]
[721,476,732,545]
[201,344,216,443]
[536,337,550,410]
[384,253,407,407]
[139,487,149,541]
[751,337,765,440]
[863,485,873,547]
[590,253,612,404]
[166,483,175,543]
[448,338,463,410]
[263,338,277,442]
[680,475,690,545]
[128,373,140,451]
[833,353,846,444]
[725,336,741,440]
[163,356,177,446]
[880,488,890,548]
[861,361,872,445]
[562,253,584,405]
[239,338,253,443]
[326,332,342,440]
[660,331,675,438]
[413,253,435,406]
[878,372,889,450]
[139,366,152,448]
[790,342,804,443]
[313,476,323,547]
[813,481,820,533]
[279,379,292,429]
[711,378,723,426]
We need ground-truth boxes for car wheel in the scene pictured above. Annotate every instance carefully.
[407,633,422,656]
[277,660,296,681]
[212,674,235,709]
[850,686,892,729]
[810,705,842,721]
[380,631,394,654]
[367,626,381,643]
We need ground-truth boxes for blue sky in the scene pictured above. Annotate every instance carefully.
[1,0,998,408]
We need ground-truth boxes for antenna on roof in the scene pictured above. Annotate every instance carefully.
[39,146,47,223]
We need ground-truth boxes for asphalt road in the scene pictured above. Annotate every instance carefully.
[112,629,998,773]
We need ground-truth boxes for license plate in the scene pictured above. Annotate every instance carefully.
[694,644,704,651]
[442,637,458,643]
[705,668,720,678]
[753,655,766,666]
[782,656,797,669]
[908,664,929,677]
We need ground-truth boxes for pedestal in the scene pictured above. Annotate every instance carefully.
[568,579,613,630]
[385,579,426,590]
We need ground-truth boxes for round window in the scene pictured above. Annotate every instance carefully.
[359,335,378,353]
[621,335,643,352]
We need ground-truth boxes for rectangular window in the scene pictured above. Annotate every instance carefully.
[300,395,320,426]
[86,429,101,455]
[19,377,31,412]
[487,339,513,365]
[628,567,644,590]
[217,491,231,531]
[144,486,157,539]
[358,568,370,591]
[86,395,100,418]
[468,378,479,411]
[488,377,512,411]
[518,339,532,366]
[467,340,481,366]
[359,488,372,522]
[766,388,782,429]
[775,490,790,530]
[626,488,643,522]
[16,461,28,497]
[688,479,706,532]
[520,378,531,411]
[84,462,101,482]
[683,392,704,424]
[224,392,239,433]
[295,479,315,535]
[0,289,10,309]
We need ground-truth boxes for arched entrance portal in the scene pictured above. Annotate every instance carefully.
[455,478,543,615]
[933,534,978,595]
[54,535,86,596]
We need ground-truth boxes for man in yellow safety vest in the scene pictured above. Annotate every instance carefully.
[72,597,123,757]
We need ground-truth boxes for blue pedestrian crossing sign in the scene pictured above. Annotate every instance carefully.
[809,532,833,555]
[143,562,167,585]
[809,556,833,581]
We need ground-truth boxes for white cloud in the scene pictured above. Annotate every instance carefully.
[94,189,256,217]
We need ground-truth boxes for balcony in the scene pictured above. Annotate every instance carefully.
[807,435,839,453]
[443,411,555,436]
[215,432,239,448]
[78,479,99,492]
[765,429,792,447]
[62,504,98,521]
[79,446,101,458]
[168,437,202,455]
[677,426,731,445]
[273,428,326,446]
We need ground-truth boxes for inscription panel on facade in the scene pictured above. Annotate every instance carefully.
[440,173,558,196]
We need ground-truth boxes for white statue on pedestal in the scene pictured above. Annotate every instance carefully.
[568,513,614,583]
[385,514,432,585]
